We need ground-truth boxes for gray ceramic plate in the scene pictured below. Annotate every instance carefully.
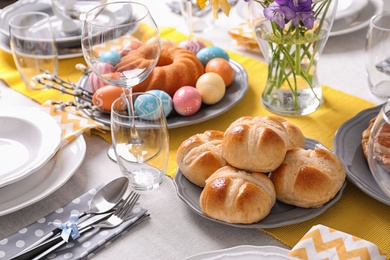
[173,138,346,228]
[333,104,390,206]
[78,59,248,129]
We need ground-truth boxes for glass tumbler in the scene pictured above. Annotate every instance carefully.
[367,100,390,198]
[365,13,390,98]
[8,12,58,90]
[111,92,169,191]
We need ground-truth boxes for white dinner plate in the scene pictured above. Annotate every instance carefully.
[335,0,368,21]
[185,245,293,260]
[0,135,86,216]
[330,0,383,37]
[0,106,62,188]
[334,104,390,206]
[174,138,347,228]
[77,59,249,128]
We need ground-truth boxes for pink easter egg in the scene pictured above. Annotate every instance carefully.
[178,39,206,54]
[173,86,202,116]
[88,62,115,93]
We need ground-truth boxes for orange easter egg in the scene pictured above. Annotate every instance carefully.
[92,85,123,111]
[205,58,235,86]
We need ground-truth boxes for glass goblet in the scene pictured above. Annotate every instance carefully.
[81,1,161,90]
[367,100,390,198]
[111,92,169,191]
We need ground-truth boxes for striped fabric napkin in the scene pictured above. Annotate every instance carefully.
[288,224,388,260]
[40,101,110,147]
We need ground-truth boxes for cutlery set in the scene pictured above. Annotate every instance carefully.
[10,178,147,260]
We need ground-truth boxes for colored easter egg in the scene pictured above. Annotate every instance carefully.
[99,50,121,66]
[92,85,123,111]
[89,62,115,92]
[205,58,235,86]
[146,90,173,117]
[120,39,143,56]
[196,72,226,105]
[134,93,164,120]
[179,39,206,54]
[173,86,202,116]
[196,46,229,66]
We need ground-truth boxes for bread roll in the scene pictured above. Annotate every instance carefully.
[200,166,276,224]
[362,117,390,171]
[269,147,346,208]
[267,116,305,150]
[177,130,227,187]
[221,116,289,172]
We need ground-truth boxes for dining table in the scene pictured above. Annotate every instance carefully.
[1,0,390,259]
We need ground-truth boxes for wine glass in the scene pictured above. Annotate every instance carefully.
[111,92,169,191]
[81,2,163,189]
[81,1,161,89]
[367,100,390,198]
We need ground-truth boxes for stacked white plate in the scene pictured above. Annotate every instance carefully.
[331,0,383,37]
[0,106,86,216]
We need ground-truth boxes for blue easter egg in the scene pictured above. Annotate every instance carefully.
[134,93,164,120]
[99,50,121,66]
[196,46,229,66]
[146,90,173,117]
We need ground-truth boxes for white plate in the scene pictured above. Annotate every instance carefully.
[330,0,383,37]
[174,138,347,228]
[0,106,62,188]
[334,104,390,206]
[335,0,368,21]
[185,245,293,260]
[77,60,249,128]
[0,135,86,216]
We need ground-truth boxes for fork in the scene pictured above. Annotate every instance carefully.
[11,191,141,260]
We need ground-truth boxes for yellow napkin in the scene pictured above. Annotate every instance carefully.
[228,21,261,52]
[288,224,388,259]
[39,101,110,147]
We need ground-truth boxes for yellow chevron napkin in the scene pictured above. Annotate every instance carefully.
[40,101,110,147]
[288,224,388,260]
[228,21,260,52]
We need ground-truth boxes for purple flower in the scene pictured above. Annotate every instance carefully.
[264,0,315,29]
[264,2,296,28]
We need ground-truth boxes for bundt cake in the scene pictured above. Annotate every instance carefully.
[116,45,205,97]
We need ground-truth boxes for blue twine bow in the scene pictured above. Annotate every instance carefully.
[50,213,80,242]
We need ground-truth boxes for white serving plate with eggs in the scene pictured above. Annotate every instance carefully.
[77,59,248,128]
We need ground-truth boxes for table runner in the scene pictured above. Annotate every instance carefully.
[1,27,389,255]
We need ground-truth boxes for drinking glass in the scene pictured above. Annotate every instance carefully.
[111,92,169,191]
[81,1,161,89]
[8,12,58,90]
[179,0,214,37]
[367,100,390,198]
[365,13,390,98]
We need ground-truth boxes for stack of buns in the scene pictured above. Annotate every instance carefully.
[176,115,346,224]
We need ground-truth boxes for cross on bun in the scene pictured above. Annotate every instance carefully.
[221,116,289,172]
[269,147,346,208]
[200,166,276,224]
[268,116,305,150]
[176,130,227,187]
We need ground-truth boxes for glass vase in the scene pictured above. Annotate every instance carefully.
[249,0,338,116]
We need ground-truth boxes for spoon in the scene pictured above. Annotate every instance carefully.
[19,176,129,254]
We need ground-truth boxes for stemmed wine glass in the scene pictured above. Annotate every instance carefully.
[81,2,165,190]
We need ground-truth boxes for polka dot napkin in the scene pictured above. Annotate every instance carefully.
[0,185,149,260]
